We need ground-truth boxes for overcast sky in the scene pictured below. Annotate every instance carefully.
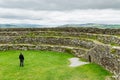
[0,0,120,25]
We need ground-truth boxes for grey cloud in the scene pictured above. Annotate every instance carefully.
[0,0,120,10]
[1,15,44,20]
[0,8,120,24]
[0,8,46,20]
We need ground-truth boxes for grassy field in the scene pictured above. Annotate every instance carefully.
[0,50,111,80]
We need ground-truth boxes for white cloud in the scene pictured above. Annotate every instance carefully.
[0,8,120,24]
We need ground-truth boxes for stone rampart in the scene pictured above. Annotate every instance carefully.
[83,44,120,80]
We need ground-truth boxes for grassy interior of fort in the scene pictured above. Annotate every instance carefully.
[0,50,111,80]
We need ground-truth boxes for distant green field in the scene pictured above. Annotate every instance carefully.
[0,50,111,80]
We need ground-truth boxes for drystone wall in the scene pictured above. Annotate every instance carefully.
[0,44,87,58]
[78,33,120,46]
[0,31,120,46]
[83,45,120,80]
[0,36,95,49]
[0,27,120,35]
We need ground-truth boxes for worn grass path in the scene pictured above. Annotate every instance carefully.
[0,50,111,80]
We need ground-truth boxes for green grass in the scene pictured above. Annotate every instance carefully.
[0,50,111,80]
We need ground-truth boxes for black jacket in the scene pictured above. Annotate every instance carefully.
[19,54,24,61]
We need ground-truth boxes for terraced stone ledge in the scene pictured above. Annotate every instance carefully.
[0,30,119,46]
[0,44,87,58]
[0,36,96,49]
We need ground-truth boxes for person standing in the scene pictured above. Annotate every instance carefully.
[19,53,24,67]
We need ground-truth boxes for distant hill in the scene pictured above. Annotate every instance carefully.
[0,23,120,28]
[58,23,120,29]
[0,24,58,28]
[0,24,41,28]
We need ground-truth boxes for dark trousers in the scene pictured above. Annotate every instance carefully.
[20,60,24,67]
